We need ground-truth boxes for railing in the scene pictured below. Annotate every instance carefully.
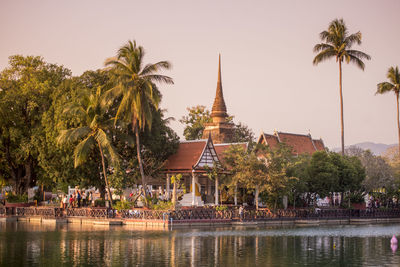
[14,207,64,218]
[119,210,169,220]
[2,207,400,222]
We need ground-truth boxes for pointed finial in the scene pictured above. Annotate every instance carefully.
[211,54,227,121]
[218,54,221,83]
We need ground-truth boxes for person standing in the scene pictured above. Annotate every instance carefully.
[68,194,73,208]
[63,195,68,209]
[82,191,86,207]
[77,190,81,208]
[88,192,93,207]
[239,205,244,221]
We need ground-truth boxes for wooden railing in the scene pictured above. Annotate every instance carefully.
[2,207,400,221]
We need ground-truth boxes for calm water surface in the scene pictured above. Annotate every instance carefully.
[1,222,400,266]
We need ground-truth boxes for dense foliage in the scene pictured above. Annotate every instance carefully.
[223,144,367,209]
[0,50,178,197]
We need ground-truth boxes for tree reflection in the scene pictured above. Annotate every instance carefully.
[1,223,400,266]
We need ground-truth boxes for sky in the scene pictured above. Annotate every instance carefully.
[1,0,400,149]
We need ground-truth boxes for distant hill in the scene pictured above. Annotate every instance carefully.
[332,142,397,156]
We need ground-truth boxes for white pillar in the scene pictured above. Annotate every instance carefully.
[208,178,212,201]
[166,174,170,200]
[234,184,238,206]
[215,177,219,205]
[192,171,196,206]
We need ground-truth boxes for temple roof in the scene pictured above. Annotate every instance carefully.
[211,54,228,119]
[164,138,248,173]
[258,131,326,155]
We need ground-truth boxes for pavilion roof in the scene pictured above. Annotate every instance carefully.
[258,131,325,155]
[164,138,248,173]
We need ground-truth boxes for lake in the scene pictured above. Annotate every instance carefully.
[1,222,400,266]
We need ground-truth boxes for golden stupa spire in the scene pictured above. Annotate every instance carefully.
[211,54,228,121]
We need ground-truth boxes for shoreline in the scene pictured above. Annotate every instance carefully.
[2,216,400,228]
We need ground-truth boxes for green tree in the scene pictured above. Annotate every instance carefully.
[286,154,310,208]
[313,18,371,155]
[57,87,119,207]
[346,146,394,193]
[307,151,338,204]
[0,55,70,194]
[104,40,173,202]
[376,66,400,155]
[224,143,293,209]
[261,144,295,209]
[39,70,111,194]
[180,105,212,140]
[306,151,365,207]
[180,105,255,143]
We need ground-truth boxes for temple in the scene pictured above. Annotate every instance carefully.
[161,55,326,207]
[257,131,326,155]
[163,55,244,206]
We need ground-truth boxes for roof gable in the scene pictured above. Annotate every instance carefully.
[164,137,221,172]
[257,131,326,155]
[194,138,220,169]
[277,132,316,154]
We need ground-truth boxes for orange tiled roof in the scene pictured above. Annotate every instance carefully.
[277,132,317,154]
[259,134,279,147]
[259,131,325,155]
[164,140,248,172]
[313,139,325,151]
[164,140,207,171]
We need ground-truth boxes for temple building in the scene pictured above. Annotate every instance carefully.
[163,55,245,206]
[257,131,326,155]
[162,55,326,206]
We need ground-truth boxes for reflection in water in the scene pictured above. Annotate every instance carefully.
[1,222,400,266]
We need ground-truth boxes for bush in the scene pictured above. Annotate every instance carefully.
[114,200,134,211]
[7,193,28,203]
[151,201,174,210]
[94,199,105,207]
[215,205,228,211]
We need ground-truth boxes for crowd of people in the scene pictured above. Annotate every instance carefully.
[61,190,94,209]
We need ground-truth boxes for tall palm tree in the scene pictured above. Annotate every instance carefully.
[57,87,119,207]
[104,40,173,201]
[377,66,400,156]
[313,18,371,155]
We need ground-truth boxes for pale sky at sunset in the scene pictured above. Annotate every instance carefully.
[1,0,400,149]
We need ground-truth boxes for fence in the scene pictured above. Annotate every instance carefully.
[1,206,400,222]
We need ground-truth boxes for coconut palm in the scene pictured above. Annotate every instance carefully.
[104,40,173,201]
[377,66,400,155]
[57,87,119,207]
[313,18,371,155]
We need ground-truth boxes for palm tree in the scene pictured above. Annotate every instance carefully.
[313,18,371,155]
[377,66,400,156]
[104,40,173,201]
[57,87,119,208]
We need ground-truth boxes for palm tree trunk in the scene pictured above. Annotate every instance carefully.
[339,60,345,155]
[134,123,148,205]
[396,92,400,157]
[98,142,113,209]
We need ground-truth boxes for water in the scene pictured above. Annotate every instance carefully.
[1,222,400,266]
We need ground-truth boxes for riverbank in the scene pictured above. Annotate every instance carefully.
[2,215,400,228]
[2,206,400,228]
